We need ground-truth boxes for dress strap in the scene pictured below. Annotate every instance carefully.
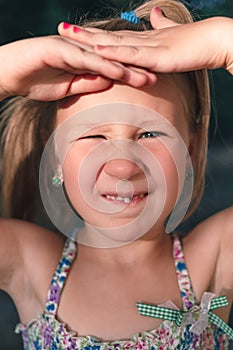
[172,234,197,311]
[45,239,77,315]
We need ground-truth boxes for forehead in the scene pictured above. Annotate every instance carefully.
[57,76,189,130]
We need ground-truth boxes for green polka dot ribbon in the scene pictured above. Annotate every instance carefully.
[136,294,233,340]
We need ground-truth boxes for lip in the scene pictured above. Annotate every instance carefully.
[102,193,148,206]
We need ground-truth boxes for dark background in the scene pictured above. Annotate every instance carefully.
[0,1,232,349]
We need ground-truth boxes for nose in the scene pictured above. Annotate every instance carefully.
[103,158,142,180]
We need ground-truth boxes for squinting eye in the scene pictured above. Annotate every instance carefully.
[138,131,166,139]
[78,134,106,140]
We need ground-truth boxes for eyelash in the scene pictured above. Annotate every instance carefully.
[78,135,106,140]
[138,131,166,139]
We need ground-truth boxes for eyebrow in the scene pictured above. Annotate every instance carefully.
[78,120,169,130]
[85,125,114,133]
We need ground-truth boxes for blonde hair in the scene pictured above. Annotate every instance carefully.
[0,98,57,219]
[0,0,210,223]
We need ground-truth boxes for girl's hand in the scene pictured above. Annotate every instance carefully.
[59,8,233,75]
[0,35,156,101]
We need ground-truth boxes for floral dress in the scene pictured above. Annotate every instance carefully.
[15,235,233,349]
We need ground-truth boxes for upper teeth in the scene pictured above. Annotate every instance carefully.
[105,194,144,204]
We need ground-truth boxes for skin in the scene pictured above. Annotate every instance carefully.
[0,35,156,102]
[58,8,233,74]
[59,81,187,232]
[0,80,232,341]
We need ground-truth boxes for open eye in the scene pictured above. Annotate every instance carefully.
[138,131,167,139]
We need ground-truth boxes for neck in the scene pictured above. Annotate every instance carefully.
[76,224,172,267]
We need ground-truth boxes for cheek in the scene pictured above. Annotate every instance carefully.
[144,141,181,209]
[156,151,179,206]
[62,143,90,212]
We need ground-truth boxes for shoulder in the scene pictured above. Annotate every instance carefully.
[183,207,233,300]
[208,207,233,300]
[0,217,65,254]
[185,206,233,247]
[0,218,65,295]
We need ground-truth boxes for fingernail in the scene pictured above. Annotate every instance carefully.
[153,7,162,14]
[63,22,71,29]
[73,26,81,33]
[96,45,106,50]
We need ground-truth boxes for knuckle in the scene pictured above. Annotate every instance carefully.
[95,30,122,44]
[131,46,140,56]
[90,32,103,44]
[114,34,124,44]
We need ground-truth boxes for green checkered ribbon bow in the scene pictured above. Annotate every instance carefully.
[136,293,233,340]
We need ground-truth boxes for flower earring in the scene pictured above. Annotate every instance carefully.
[52,166,63,187]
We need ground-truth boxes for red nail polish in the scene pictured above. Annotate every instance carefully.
[73,26,81,33]
[63,22,71,29]
[96,45,106,50]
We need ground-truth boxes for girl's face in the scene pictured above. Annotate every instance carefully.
[56,79,194,238]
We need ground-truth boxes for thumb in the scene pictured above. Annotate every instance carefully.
[150,7,179,29]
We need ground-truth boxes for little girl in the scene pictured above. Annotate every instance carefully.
[0,0,233,349]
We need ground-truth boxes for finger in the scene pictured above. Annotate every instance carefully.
[119,66,157,87]
[48,38,126,80]
[58,22,150,38]
[54,36,157,86]
[150,7,179,30]
[58,23,104,35]
[70,68,156,90]
[94,45,174,72]
[94,45,154,69]
[124,65,157,85]
[58,22,153,47]
[67,74,113,95]
[70,61,157,87]
[61,36,94,53]
[53,38,156,87]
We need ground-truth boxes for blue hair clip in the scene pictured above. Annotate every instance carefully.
[120,11,140,24]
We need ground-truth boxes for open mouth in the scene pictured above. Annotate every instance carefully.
[102,193,148,205]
